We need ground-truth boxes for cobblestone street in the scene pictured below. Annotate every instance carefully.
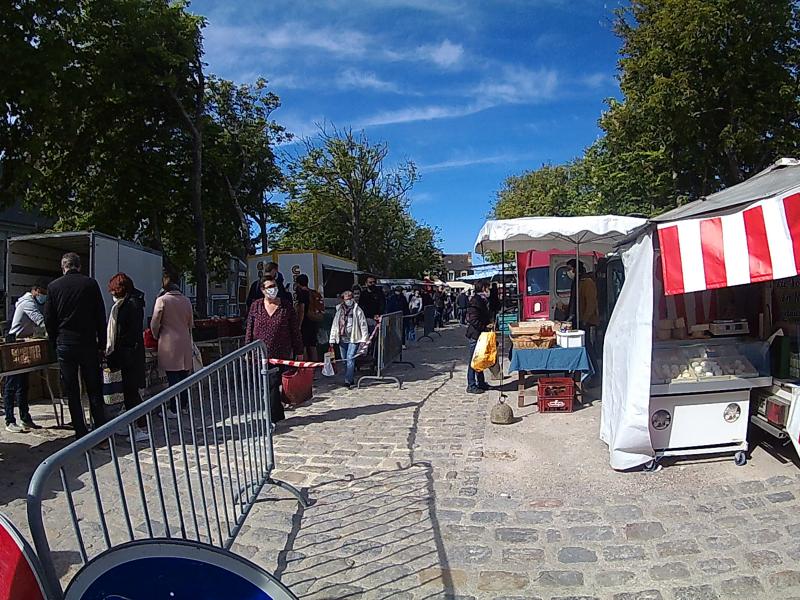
[3,325,800,599]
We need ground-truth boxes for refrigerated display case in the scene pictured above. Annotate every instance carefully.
[648,337,772,467]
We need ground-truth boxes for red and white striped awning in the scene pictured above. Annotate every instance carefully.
[657,186,800,296]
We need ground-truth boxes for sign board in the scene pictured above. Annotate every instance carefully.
[65,540,297,600]
[774,275,800,322]
[0,513,47,600]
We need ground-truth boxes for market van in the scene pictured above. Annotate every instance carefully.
[516,249,596,321]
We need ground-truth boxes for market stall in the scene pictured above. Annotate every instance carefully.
[474,215,647,410]
[602,158,800,470]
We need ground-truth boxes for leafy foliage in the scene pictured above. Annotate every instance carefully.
[493,0,800,219]
[278,127,442,278]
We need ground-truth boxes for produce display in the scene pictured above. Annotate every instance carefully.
[652,343,759,384]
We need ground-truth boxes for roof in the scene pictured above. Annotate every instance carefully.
[653,158,800,223]
[442,253,473,272]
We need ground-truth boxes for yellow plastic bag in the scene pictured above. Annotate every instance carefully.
[471,331,497,372]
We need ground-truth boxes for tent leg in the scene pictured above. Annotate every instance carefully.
[575,241,580,332]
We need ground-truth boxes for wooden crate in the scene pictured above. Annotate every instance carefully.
[0,340,50,372]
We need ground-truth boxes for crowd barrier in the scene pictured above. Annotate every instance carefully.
[26,341,306,599]
[419,305,441,342]
[357,311,414,389]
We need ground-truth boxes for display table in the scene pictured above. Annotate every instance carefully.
[0,362,65,426]
[509,346,594,408]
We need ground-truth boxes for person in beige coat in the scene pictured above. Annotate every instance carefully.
[150,272,194,416]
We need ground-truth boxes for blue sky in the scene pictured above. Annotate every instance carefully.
[191,0,623,255]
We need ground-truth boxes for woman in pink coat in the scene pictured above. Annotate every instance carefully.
[150,272,194,416]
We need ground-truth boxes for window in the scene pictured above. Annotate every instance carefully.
[555,266,573,295]
[448,271,455,281]
[525,267,549,295]
[460,270,468,277]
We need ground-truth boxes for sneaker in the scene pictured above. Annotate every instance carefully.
[466,386,485,395]
[21,419,42,430]
[166,410,179,420]
[132,427,149,443]
[5,422,27,433]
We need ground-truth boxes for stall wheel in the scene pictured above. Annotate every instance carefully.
[643,459,661,473]
[734,451,747,467]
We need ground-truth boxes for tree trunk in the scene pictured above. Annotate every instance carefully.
[350,195,361,265]
[190,127,208,317]
[258,210,269,253]
[225,176,254,257]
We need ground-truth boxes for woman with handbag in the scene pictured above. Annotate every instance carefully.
[106,273,148,441]
[245,274,304,423]
[329,290,369,389]
[151,272,194,417]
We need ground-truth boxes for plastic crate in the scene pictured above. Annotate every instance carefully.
[538,395,574,413]
[538,377,575,399]
[537,377,575,413]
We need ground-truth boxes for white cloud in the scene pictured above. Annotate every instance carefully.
[337,69,403,93]
[581,72,615,89]
[417,39,464,68]
[420,153,539,172]
[204,22,371,58]
[358,102,491,127]
[475,66,559,104]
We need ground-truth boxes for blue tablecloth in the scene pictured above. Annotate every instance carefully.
[509,346,594,379]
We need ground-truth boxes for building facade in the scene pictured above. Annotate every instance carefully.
[441,253,474,282]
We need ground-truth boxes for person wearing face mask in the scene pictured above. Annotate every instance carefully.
[246,274,304,421]
[386,285,411,345]
[3,279,49,432]
[359,276,386,324]
[564,259,599,331]
[106,273,148,441]
[329,290,369,389]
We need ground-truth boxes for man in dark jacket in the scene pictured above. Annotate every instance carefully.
[456,290,469,325]
[465,282,492,394]
[359,276,386,323]
[44,252,107,438]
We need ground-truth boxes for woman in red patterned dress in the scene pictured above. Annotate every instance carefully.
[245,274,304,422]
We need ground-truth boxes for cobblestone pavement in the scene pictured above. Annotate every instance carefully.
[3,325,800,599]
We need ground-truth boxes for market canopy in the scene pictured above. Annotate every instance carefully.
[473,215,648,254]
[654,158,800,295]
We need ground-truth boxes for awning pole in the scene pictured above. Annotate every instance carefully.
[575,240,580,331]
[500,239,506,397]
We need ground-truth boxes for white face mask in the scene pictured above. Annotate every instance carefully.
[567,270,575,280]
[344,299,354,307]
[265,287,279,299]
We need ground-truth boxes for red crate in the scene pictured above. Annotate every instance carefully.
[537,377,575,413]
[538,395,574,413]
[538,377,575,399]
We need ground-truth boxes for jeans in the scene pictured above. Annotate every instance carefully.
[466,337,486,389]
[434,309,443,329]
[57,344,106,437]
[166,370,190,413]
[3,373,30,425]
[339,342,359,385]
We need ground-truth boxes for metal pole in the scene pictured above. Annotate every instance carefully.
[575,240,580,332]
[500,240,505,395]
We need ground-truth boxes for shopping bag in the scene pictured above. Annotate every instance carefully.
[322,349,336,377]
[470,331,497,372]
[488,361,502,380]
[192,343,203,373]
[103,368,125,405]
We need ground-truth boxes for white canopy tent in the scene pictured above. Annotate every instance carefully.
[474,215,648,254]
[473,215,650,469]
[474,215,647,329]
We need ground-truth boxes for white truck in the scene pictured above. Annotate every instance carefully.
[6,231,163,319]
[247,250,358,308]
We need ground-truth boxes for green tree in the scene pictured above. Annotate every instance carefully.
[604,0,800,206]
[204,77,289,260]
[278,127,441,277]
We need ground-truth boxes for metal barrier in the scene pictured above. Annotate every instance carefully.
[419,305,441,342]
[357,311,413,389]
[27,341,307,600]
